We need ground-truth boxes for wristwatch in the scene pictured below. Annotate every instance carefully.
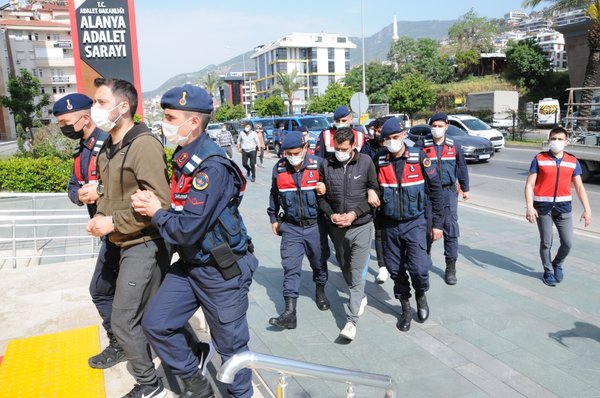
[96,184,105,196]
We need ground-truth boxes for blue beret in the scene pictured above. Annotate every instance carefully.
[381,117,405,138]
[161,84,213,114]
[429,112,448,125]
[333,105,351,120]
[52,93,93,116]
[281,131,306,150]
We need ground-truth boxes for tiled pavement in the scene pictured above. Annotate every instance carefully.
[1,152,599,397]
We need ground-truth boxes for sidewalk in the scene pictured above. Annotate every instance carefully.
[1,152,599,397]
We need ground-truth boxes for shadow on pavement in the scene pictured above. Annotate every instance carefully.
[549,321,600,347]
[459,244,540,279]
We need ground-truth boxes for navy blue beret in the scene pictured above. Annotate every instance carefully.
[333,105,351,120]
[429,112,448,125]
[161,84,213,114]
[381,117,405,138]
[281,131,306,150]
[53,93,93,116]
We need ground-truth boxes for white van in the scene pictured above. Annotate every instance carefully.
[536,98,561,127]
[447,114,505,150]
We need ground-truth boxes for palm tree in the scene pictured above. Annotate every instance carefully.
[523,0,600,129]
[201,72,221,98]
[273,70,304,115]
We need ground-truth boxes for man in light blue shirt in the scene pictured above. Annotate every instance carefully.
[237,122,260,182]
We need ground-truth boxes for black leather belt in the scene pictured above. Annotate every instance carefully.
[442,185,457,191]
[285,218,318,227]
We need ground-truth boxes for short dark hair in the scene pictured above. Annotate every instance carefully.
[94,78,138,118]
[549,126,568,139]
[370,117,386,130]
[334,127,355,145]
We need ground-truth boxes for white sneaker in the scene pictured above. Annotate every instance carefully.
[376,267,389,284]
[339,322,356,341]
[357,296,368,316]
[259,163,265,168]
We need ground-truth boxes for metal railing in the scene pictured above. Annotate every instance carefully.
[217,351,396,398]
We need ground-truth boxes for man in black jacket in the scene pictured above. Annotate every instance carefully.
[318,127,380,341]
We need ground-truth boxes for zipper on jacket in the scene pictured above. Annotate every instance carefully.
[551,158,561,210]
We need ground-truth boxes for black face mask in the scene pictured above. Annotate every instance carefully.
[60,124,84,140]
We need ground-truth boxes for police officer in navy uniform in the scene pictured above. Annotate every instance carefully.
[418,113,470,285]
[315,105,365,159]
[267,131,330,329]
[375,117,444,332]
[132,84,258,398]
[53,93,124,369]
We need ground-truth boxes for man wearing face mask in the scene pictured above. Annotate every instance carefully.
[418,113,470,286]
[318,127,380,341]
[360,117,389,283]
[375,117,444,333]
[86,78,172,398]
[236,122,260,182]
[216,123,235,158]
[525,126,592,287]
[315,105,365,159]
[131,84,258,398]
[53,93,124,370]
[267,131,330,329]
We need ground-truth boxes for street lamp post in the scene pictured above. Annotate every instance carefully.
[242,53,248,117]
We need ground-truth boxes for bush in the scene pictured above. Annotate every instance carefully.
[0,156,72,192]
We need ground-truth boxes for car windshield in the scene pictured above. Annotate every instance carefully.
[257,119,274,129]
[461,118,492,131]
[445,127,468,137]
[300,117,330,130]
[207,124,220,130]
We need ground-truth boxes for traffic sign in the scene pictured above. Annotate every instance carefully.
[350,92,369,115]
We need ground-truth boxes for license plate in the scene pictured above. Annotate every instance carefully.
[479,154,491,159]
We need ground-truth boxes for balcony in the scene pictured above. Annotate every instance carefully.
[51,76,70,83]
[35,58,75,68]
[53,40,72,49]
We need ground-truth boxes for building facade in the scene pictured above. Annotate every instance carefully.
[251,32,356,114]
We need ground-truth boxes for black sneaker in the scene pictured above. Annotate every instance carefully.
[88,339,126,369]
[194,340,216,376]
[122,379,166,398]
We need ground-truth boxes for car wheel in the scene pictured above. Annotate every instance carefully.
[580,161,591,182]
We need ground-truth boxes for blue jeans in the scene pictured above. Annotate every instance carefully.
[536,210,573,273]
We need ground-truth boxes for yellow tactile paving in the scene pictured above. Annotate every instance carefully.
[0,325,105,398]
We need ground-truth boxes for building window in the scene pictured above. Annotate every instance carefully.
[299,48,308,59]
[315,36,322,42]
[310,61,317,73]
[345,49,350,59]
[52,87,57,94]
[276,63,287,73]
[337,37,346,43]
[40,87,45,94]
[310,76,318,87]
[29,32,38,41]
[345,60,350,73]
[276,48,287,60]
[328,61,335,73]
[328,48,334,59]
[328,76,335,84]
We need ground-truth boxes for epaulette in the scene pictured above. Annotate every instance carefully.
[277,159,288,174]
[377,153,391,167]
[423,138,434,147]
[446,137,454,147]
[407,146,420,163]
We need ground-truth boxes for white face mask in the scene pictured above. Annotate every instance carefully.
[431,127,445,139]
[334,122,350,129]
[549,140,565,154]
[384,138,403,153]
[286,152,305,167]
[91,103,123,132]
[244,126,251,132]
[162,119,193,146]
[335,150,352,163]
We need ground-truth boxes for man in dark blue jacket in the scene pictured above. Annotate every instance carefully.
[53,93,123,369]
[267,131,330,329]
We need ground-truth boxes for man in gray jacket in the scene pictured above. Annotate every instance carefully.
[318,127,380,341]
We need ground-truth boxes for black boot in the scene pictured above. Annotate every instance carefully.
[416,294,429,323]
[445,259,457,285]
[397,299,412,332]
[315,285,330,311]
[88,333,126,369]
[180,372,215,398]
[269,297,297,329]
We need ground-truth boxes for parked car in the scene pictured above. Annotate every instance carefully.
[447,114,505,151]
[408,124,495,163]
[205,123,222,141]
[271,115,330,154]
[241,117,276,147]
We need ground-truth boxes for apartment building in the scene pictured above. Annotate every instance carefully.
[251,32,356,114]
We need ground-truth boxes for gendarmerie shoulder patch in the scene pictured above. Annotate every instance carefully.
[423,157,432,168]
[192,172,209,191]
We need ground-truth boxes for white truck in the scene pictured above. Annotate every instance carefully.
[466,90,519,129]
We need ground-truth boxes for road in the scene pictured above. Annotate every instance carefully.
[464,146,600,236]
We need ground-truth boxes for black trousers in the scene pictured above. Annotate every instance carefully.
[241,150,257,177]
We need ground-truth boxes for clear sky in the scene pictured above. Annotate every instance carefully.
[135,0,535,92]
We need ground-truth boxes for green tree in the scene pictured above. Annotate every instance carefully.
[214,103,245,121]
[505,39,551,90]
[387,73,436,118]
[454,48,481,78]
[388,36,419,67]
[253,96,285,117]
[0,70,49,131]
[201,72,221,99]
[524,0,600,129]
[343,62,398,103]
[448,9,498,53]
[388,37,454,84]
[273,70,304,115]
[306,82,353,114]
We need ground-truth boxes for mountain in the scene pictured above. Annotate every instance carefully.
[142,19,456,99]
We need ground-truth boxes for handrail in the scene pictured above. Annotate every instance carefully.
[217,351,396,397]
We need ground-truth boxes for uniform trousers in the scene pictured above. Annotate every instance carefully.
[536,209,573,273]
[328,222,373,324]
[426,188,459,260]
[89,237,120,336]
[143,252,258,398]
[111,238,170,385]
[279,221,329,297]
[382,216,430,300]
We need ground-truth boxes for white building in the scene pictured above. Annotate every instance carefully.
[493,30,527,50]
[555,8,590,27]
[0,2,74,140]
[504,10,528,25]
[534,28,568,70]
[518,17,553,33]
[251,32,356,113]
